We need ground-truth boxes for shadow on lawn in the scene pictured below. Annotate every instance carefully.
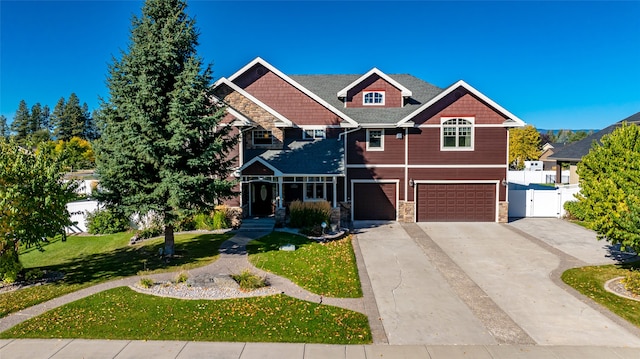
[38,233,231,285]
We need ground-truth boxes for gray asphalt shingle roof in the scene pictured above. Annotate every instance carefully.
[549,111,640,162]
[244,138,344,175]
[290,74,443,124]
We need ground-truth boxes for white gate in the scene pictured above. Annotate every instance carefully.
[509,185,580,218]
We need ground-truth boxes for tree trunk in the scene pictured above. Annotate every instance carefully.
[164,224,175,256]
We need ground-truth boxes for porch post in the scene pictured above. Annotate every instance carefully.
[278,177,283,207]
[333,176,337,207]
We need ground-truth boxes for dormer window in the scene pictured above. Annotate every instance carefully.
[363,91,385,106]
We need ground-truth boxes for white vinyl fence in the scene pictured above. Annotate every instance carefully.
[507,170,570,185]
[66,200,101,233]
[508,184,580,218]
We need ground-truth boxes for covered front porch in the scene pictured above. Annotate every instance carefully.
[240,175,342,218]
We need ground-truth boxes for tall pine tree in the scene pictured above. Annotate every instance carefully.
[10,100,30,141]
[95,0,236,254]
[51,97,69,141]
[0,116,9,139]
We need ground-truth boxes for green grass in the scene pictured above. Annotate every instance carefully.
[0,231,232,318]
[247,232,362,298]
[562,261,640,327]
[0,287,371,344]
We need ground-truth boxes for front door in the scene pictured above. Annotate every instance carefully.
[252,182,273,217]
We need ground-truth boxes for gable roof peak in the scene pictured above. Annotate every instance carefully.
[337,67,412,98]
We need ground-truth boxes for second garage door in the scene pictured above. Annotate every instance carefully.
[353,182,396,220]
[416,183,496,222]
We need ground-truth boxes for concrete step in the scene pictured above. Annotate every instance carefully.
[237,218,275,232]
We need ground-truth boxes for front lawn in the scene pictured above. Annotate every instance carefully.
[0,287,372,344]
[0,231,232,318]
[562,261,640,327]
[247,232,362,298]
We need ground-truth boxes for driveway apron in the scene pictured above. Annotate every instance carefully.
[354,221,496,345]
[417,222,640,347]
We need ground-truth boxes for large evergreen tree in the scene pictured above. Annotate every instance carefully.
[51,97,70,141]
[29,103,51,143]
[95,0,236,255]
[0,116,8,139]
[10,100,30,141]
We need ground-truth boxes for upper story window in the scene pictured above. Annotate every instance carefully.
[366,129,384,151]
[303,128,326,139]
[441,118,473,150]
[252,130,273,145]
[363,91,385,106]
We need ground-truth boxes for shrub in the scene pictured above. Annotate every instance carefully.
[563,200,586,221]
[192,207,230,230]
[174,271,188,283]
[135,226,163,241]
[232,269,267,291]
[0,246,22,284]
[623,270,640,296]
[24,268,44,282]
[174,215,195,232]
[86,208,130,234]
[139,277,155,288]
[289,200,331,228]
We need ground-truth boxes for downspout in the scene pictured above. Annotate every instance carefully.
[338,126,361,203]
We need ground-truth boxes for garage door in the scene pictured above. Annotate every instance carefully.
[416,183,496,222]
[353,182,396,220]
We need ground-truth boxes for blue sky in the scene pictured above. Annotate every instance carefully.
[1,0,639,130]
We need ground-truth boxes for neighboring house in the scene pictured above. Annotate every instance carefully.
[548,111,640,184]
[539,142,564,171]
[213,57,524,224]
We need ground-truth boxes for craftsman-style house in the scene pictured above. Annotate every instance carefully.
[213,57,524,224]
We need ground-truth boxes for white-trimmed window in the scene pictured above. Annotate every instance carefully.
[305,177,326,200]
[303,128,326,139]
[366,129,384,151]
[363,91,385,106]
[252,130,273,145]
[441,118,474,150]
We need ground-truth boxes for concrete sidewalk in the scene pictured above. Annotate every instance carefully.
[2,339,640,359]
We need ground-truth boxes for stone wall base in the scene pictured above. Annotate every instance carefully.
[397,201,415,222]
[498,201,509,223]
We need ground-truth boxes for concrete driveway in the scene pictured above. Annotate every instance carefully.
[354,221,496,345]
[355,220,640,347]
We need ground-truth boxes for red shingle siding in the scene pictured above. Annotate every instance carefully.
[234,64,344,126]
[345,75,403,108]
[407,127,507,165]
[348,167,405,201]
[347,129,405,165]
[411,89,509,125]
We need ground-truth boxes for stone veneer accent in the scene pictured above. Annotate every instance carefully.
[215,84,284,150]
[330,207,341,229]
[498,201,509,223]
[275,207,286,226]
[397,201,415,223]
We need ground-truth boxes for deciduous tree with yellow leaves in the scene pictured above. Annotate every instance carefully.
[509,125,541,170]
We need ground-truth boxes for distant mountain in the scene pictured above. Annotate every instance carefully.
[537,129,599,134]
